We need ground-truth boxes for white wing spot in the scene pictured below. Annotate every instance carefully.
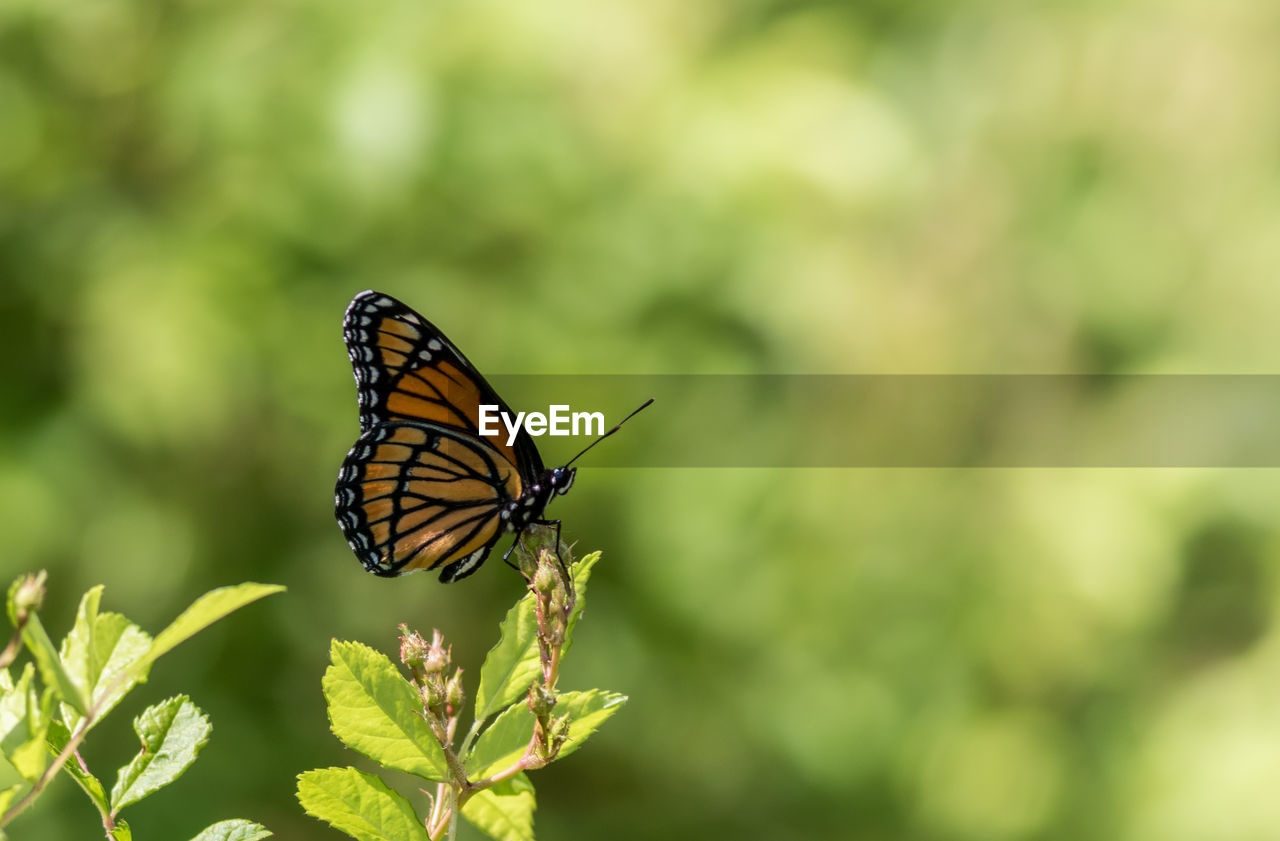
[449,548,487,579]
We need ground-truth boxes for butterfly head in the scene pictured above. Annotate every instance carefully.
[549,466,576,495]
[523,466,576,502]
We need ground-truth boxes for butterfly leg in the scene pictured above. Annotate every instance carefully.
[502,536,527,575]
[530,518,568,581]
[502,521,567,580]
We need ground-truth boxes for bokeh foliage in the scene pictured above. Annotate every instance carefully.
[4,0,1280,839]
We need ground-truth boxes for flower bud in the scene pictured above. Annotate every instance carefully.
[527,684,557,717]
[532,564,556,595]
[445,668,465,712]
[424,629,450,674]
[399,628,430,673]
[423,678,445,711]
[514,544,539,578]
[11,571,46,621]
[550,714,571,752]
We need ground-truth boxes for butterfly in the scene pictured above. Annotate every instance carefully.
[334,290,649,582]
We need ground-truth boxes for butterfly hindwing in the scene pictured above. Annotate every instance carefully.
[335,420,525,581]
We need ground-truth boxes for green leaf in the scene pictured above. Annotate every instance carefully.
[474,553,599,724]
[188,819,273,841]
[554,689,627,760]
[464,704,529,782]
[0,783,25,819]
[0,664,51,783]
[108,818,132,841]
[47,719,109,814]
[323,641,447,782]
[110,696,211,812]
[59,587,152,730]
[461,773,535,841]
[21,610,85,715]
[467,689,626,779]
[296,767,428,841]
[561,551,600,657]
[0,760,24,807]
[473,594,538,726]
[136,583,284,675]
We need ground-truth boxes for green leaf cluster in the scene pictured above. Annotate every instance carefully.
[299,552,626,841]
[0,573,282,839]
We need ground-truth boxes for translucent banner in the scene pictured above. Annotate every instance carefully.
[486,375,1280,467]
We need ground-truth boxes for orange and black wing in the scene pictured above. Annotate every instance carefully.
[341,290,544,480]
[335,421,524,582]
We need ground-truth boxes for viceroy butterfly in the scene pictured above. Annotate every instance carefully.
[334,290,650,583]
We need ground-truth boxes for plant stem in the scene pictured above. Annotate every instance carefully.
[425,783,449,840]
[0,664,140,829]
[0,625,26,671]
[0,715,91,827]
[418,534,577,836]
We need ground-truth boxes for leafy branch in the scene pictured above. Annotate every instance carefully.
[0,572,282,841]
[298,528,626,841]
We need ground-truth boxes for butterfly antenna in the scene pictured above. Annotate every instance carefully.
[564,398,654,467]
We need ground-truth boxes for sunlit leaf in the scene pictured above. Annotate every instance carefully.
[0,664,50,783]
[467,689,626,779]
[110,696,211,811]
[21,611,84,715]
[0,783,25,820]
[561,551,600,656]
[323,641,447,782]
[557,689,627,759]
[46,719,109,814]
[188,818,273,841]
[464,704,528,782]
[59,587,152,730]
[474,553,599,724]
[473,592,538,726]
[137,583,284,674]
[0,760,24,807]
[461,773,535,841]
[296,767,428,841]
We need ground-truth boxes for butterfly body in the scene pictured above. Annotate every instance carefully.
[334,291,573,583]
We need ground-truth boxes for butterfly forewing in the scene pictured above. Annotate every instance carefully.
[342,292,543,478]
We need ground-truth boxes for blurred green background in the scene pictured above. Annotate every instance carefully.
[5,0,1280,839]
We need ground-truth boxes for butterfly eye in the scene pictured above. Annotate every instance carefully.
[553,468,576,494]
